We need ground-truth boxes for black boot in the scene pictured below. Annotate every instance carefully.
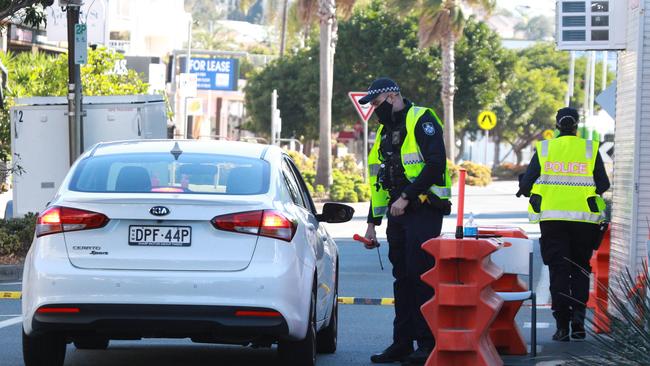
[371,342,414,364]
[553,312,570,342]
[552,328,570,342]
[401,346,433,365]
[571,308,587,340]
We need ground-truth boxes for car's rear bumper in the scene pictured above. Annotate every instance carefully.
[22,236,315,340]
[31,304,288,342]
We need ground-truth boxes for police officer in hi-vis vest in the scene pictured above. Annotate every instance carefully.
[360,78,451,364]
[518,107,610,342]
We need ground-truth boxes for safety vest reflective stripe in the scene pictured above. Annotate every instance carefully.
[431,187,452,198]
[529,210,604,223]
[540,140,549,158]
[586,140,593,160]
[373,206,388,216]
[369,164,381,176]
[534,174,595,187]
[402,152,423,165]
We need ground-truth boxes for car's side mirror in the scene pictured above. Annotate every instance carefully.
[317,203,354,223]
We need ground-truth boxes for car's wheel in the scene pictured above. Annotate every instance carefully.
[74,336,109,350]
[279,289,317,366]
[317,263,338,354]
[23,329,66,366]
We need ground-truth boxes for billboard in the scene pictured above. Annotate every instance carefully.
[179,57,239,91]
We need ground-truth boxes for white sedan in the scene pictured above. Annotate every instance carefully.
[21,140,353,366]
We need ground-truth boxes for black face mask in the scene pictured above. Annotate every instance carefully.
[374,98,393,124]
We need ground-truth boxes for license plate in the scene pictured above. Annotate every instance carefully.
[129,226,192,246]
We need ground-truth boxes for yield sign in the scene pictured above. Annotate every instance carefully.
[348,92,375,122]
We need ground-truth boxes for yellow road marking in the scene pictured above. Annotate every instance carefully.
[338,297,394,306]
[0,291,21,299]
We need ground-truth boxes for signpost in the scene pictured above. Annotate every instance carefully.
[477,111,497,166]
[349,92,376,182]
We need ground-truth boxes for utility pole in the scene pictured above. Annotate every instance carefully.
[279,0,289,57]
[65,0,84,165]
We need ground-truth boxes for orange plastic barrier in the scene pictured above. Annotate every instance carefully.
[421,237,504,366]
[587,227,610,333]
[480,226,529,355]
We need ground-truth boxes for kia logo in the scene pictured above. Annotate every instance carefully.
[149,206,170,216]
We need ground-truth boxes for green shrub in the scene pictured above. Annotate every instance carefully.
[354,182,371,202]
[329,168,367,203]
[286,150,315,172]
[447,159,460,184]
[334,155,361,175]
[492,163,528,180]
[301,170,316,187]
[0,213,37,258]
[460,161,492,186]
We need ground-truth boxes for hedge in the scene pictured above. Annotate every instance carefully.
[0,213,37,258]
[459,161,492,186]
[492,163,528,180]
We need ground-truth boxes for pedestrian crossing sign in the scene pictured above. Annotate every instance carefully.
[477,111,497,130]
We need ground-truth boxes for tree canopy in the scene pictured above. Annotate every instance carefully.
[244,2,516,142]
[0,48,149,162]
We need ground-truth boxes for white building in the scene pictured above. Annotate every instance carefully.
[609,0,650,279]
[107,0,191,57]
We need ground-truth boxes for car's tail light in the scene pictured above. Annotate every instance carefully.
[36,206,109,237]
[212,210,296,242]
[235,310,282,317]
[36,307,80,314]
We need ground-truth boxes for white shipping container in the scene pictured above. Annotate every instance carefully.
[8,95,167,217]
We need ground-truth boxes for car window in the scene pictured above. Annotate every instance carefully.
[69,153,270,195]
[284,157,316,214]
[281,159,305,208]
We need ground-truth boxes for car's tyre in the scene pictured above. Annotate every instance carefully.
[74,336,110,350]
[279,290,317,366]
[23,329,66,366]
[317,263,338,354]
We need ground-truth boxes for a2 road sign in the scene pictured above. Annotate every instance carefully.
[348,92,375,122]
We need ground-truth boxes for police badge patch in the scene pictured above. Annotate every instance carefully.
[422,122,435,136]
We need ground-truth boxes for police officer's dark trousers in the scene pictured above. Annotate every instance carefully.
[539,221,600,328]
[386,201,442,349]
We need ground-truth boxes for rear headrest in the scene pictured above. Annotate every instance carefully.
[115,166,151,192]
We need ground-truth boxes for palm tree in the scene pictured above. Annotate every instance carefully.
[313,0,356,188]
[390,0,495,160]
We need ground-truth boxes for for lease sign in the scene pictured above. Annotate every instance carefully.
[182,57,239,91]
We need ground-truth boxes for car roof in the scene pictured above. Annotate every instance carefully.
[88,139,276,159]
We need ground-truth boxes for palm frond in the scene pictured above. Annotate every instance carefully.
[297,0,318,25]
[462,0,496,14]
[337,0,357,20]
[567,263,650,365]
[387,0,421,17]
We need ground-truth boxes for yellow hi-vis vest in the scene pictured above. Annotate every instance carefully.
[368,105,452,218]
[528,136,606,224]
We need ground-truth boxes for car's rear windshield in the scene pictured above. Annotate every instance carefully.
[69,153,270,195]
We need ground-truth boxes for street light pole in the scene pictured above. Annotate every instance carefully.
[184,15,192,139]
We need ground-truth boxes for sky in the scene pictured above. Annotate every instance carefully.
[497,0,555,17]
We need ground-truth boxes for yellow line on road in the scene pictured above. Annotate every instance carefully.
[0,291,21,299]
[338,297,394,306]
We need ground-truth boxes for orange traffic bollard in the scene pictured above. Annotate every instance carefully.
[587,227,611,333]
[420,237,504,366]
[479,226,529,355]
